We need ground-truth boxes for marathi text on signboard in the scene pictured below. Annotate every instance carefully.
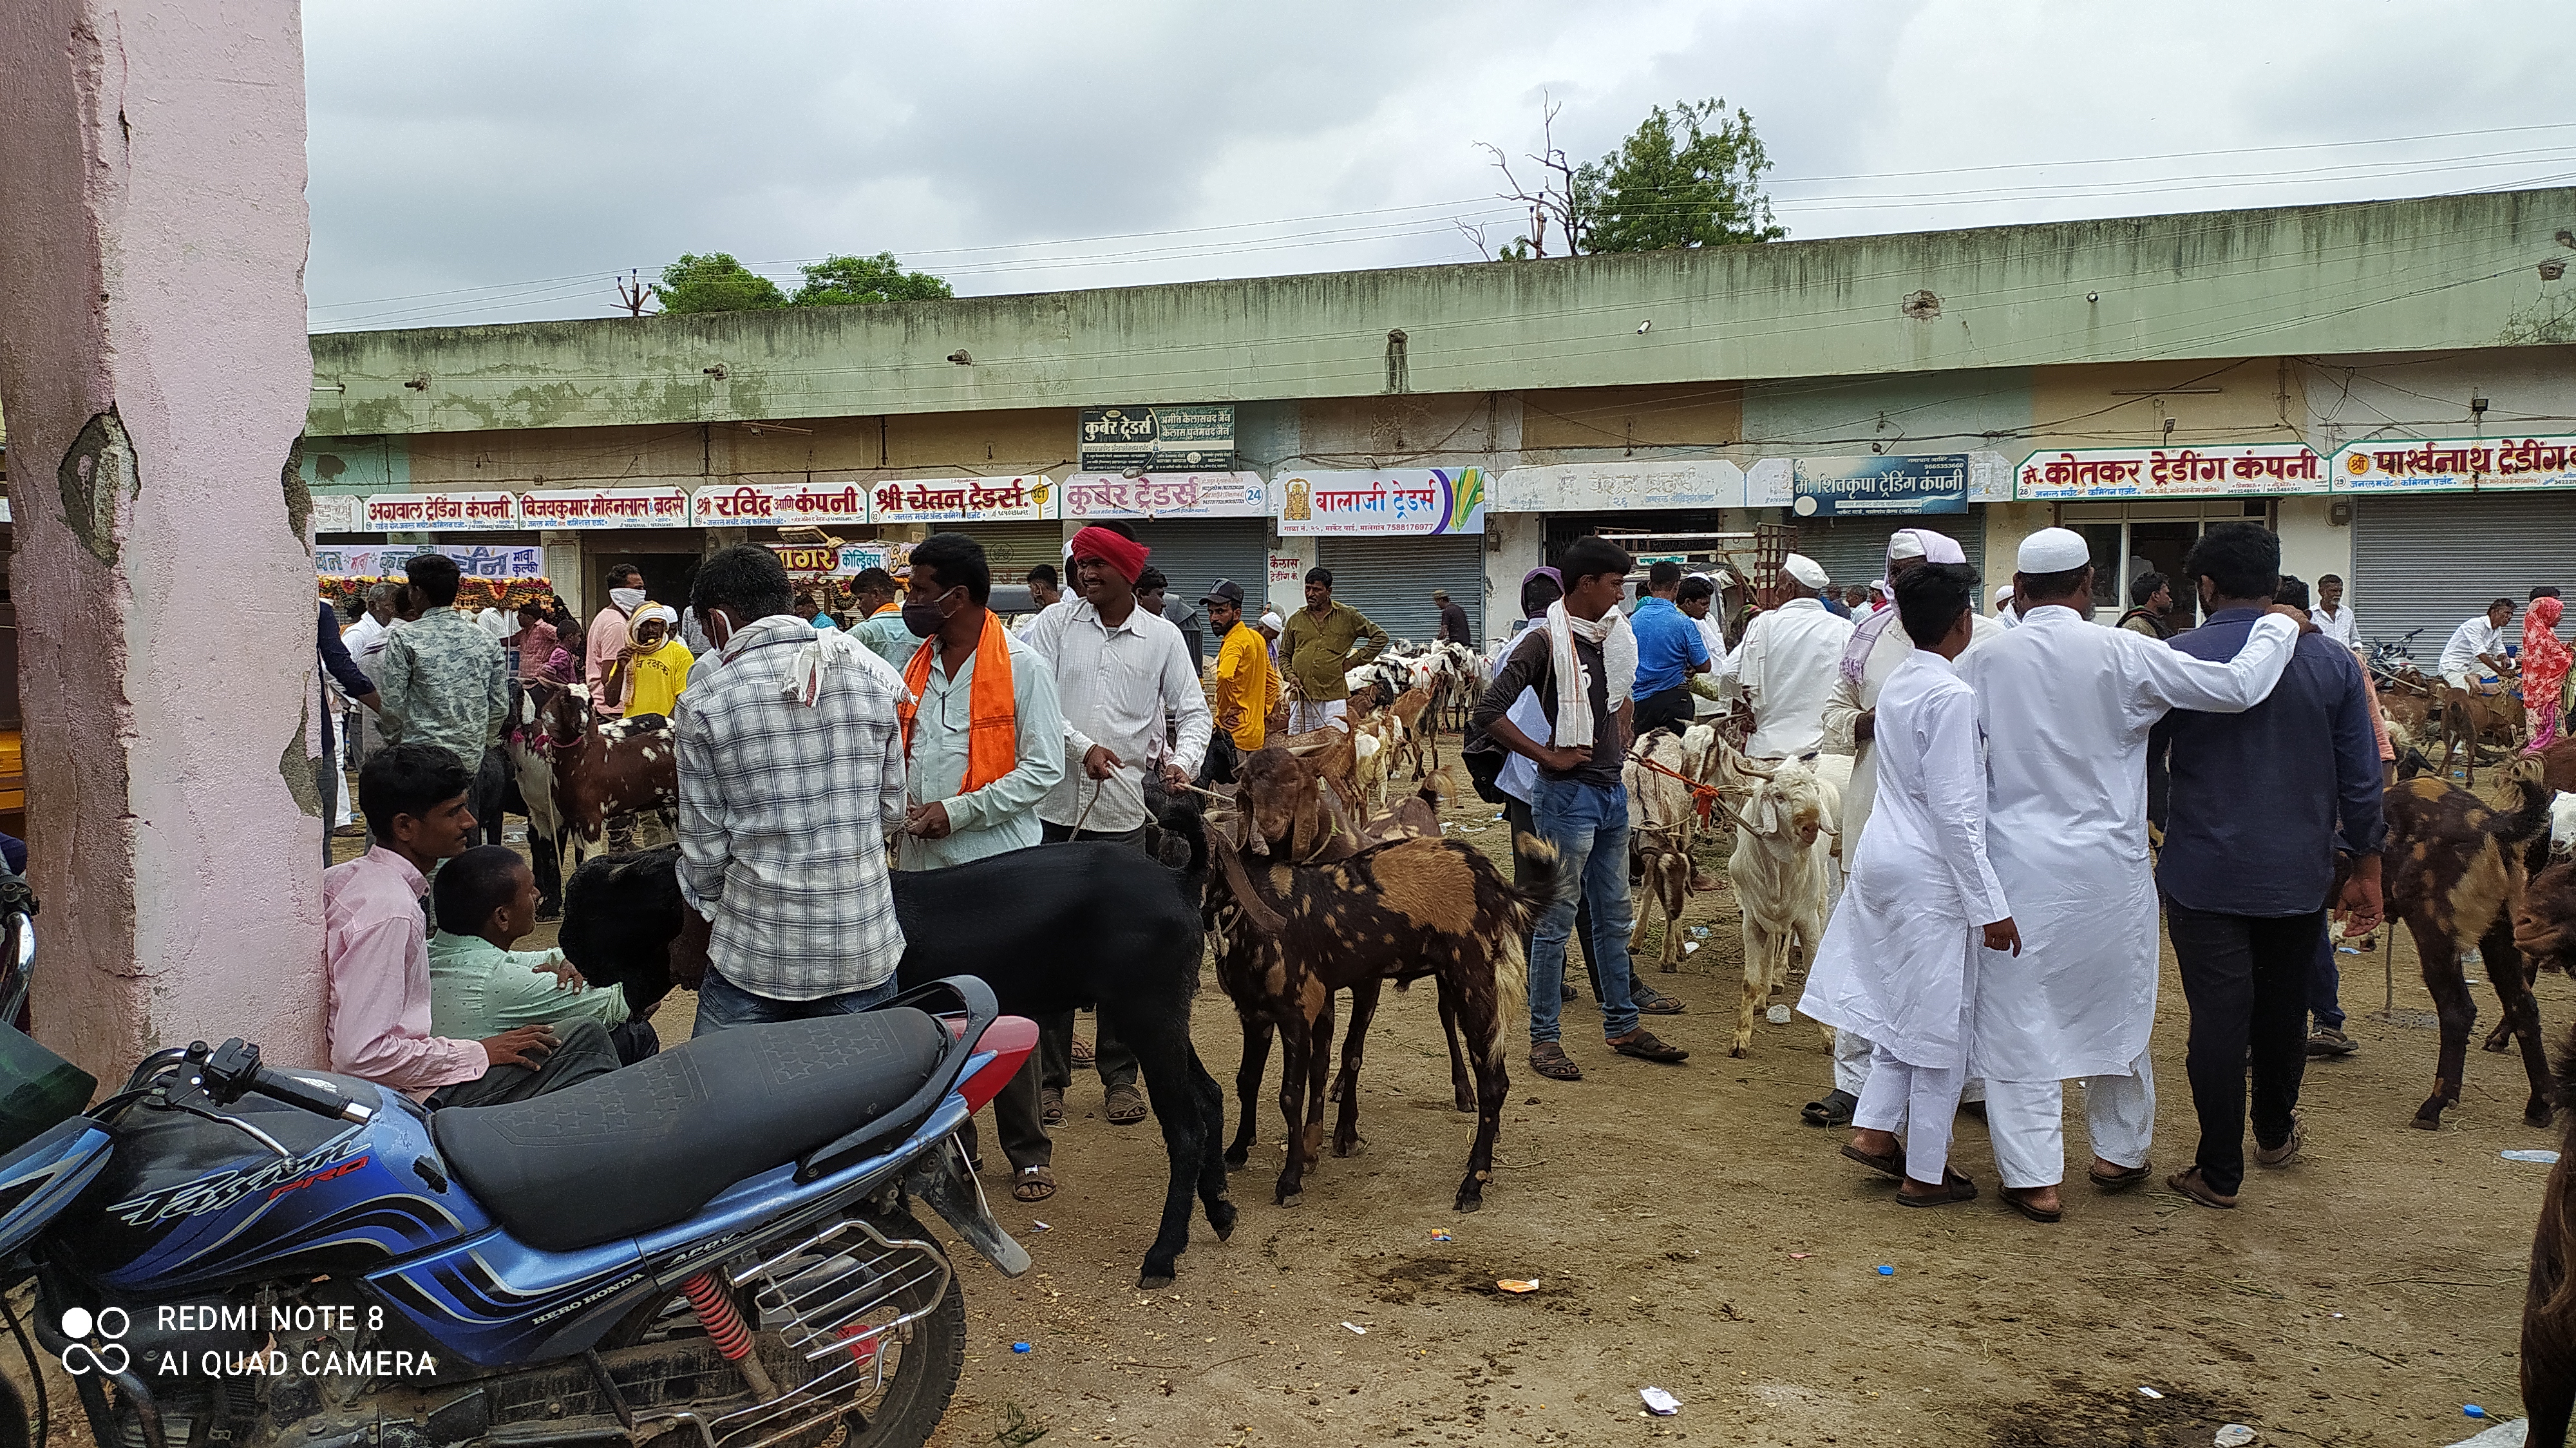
[1063,472,1268,519]
[364,491,519,530]
[2014,444,2326,500]
[1275,468,1488,536]
[2330,435,2576,492]
[1488,459,1745,512]
[1077,406,1236,472]
[520,488,694,528]
[1268,553,1304,589]
[867,475,1057,525]
[1790,455,1970,517]
[693,481,873,525]
[317,544,544,578]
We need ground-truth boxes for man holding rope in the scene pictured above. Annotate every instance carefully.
[1021,522,1211,1129]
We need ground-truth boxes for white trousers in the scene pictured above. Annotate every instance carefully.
[1833,1028,1985,1105]
[1983,1054,2156,1189]
[1287,698,1347,735]
[1851,1045,1965,1185]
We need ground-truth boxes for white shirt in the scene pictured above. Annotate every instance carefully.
[1722,597,1855,759]
[1799,651,2008,1069]
[1021,598,1212,834]
[1821,609,2003,854]
[2441,615,2507,676]
[2311,602,2356,648]
[1960,605,2298,1081]
[343,614,395,676]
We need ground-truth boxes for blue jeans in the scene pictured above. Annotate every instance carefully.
[2309,929,2346,1032]
[692,968,900,1038]
[1528,776,1640,1043]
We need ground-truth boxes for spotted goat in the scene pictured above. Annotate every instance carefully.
[506,680,680,873]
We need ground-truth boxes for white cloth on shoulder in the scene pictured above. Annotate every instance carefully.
[1543,600,1637,749]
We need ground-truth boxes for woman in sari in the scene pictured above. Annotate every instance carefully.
[2522,593,2571,751]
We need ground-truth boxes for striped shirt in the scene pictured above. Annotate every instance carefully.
[675,614,910,1000]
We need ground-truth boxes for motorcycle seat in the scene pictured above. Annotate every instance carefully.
[430,1010,949,1252]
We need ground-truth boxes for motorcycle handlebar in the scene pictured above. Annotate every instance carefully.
[191,1039,374,1124]
[248,1068,374,1125]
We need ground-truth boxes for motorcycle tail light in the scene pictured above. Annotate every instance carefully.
[955,1016,1039,1112]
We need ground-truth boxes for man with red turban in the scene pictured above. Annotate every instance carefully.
[1020,522,1211,1137]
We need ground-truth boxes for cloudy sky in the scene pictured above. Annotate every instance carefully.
[302,0,2576,332]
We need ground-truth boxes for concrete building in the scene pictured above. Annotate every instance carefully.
[305,187,2576,655]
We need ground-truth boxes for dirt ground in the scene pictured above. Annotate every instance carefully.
[424,769,2552,1448]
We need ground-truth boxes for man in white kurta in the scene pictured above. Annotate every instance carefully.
[1800,564,2014,1201]
[1805,529,2004,1124]
[1962,528,2302,1221]
[1724,553,1854,759]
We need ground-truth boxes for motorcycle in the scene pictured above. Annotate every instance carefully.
[0,889,1036,1448]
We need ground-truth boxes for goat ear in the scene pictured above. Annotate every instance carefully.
[1292,781,1325,860]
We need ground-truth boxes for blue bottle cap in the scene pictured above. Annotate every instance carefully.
[1012,1342,1032,1354]
[1875,1265,1895,1276]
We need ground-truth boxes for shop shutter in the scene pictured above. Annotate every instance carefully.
[1786,515,1987,600]
[949,522,1068,585]
[2351,494,2576,658]
[1129,519,1267,611]
[1314,536,1488,647]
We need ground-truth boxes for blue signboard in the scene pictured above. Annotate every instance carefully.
[1790,454,1970,517]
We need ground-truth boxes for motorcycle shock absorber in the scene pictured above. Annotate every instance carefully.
[681,1272,779,1401]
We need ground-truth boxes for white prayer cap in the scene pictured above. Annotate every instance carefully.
[1886,531,1928,562]
[1258,609,1285,633]
[1993,584,2016,604]
[2017,527,2092,574]
[1782,553,1830,590]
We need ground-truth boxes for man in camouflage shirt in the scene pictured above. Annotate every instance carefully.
[376,555,509,774]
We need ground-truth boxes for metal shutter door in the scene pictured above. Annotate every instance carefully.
[1130,519,1267,607]
[1314,536,1487,647]
[1788,516,1987,598]
[949,522,1067,584]
[2351,494,2576,653]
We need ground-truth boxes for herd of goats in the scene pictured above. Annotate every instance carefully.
[469,627,2576,1438]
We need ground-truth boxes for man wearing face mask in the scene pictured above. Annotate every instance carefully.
[893,533,1066,872]
[589,562,647,716]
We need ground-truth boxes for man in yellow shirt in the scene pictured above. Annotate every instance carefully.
[607,604,696,720]
[1203,580,1278,750]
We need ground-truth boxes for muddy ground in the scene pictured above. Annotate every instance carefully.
[366,772,2548,1448]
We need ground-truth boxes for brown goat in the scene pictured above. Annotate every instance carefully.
[2385,772,2554,1129]
[1204,746,1547,1211]
[2440,684,2525,785]
[2523,1027,2576,1447]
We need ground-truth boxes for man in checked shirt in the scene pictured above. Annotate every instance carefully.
[667,546,914,1033]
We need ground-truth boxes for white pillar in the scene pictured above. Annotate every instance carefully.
[0,0,323,1076]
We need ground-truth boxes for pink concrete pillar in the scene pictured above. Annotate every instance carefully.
[0,0,325,1080]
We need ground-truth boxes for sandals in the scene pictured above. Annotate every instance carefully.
[1609,1029,1689,1063]
[2088,1162,2153,1192]
[1896,1169,1978,1207]
[1840,1141,1906,1181]
[2167,1167,2239,1210]
[1631,985,1687,1016]
[1103,1083,1148,1127]
[1041,1086,1066,1128]
[1803,1089,1859,1129]
[1070,1037,1096,1065]
[2003,1188,2063,1224]
[1529,1043,1584,1081]
[1012,1166,1056,1203]
[2255,1116,2304,1169]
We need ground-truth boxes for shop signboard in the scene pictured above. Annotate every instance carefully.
[2014,444,2326,500]
[308,493,366,533]
[1790,455,1969,517]
[1275,467,1488,536]
[1062,471,1267,519]
[1077,405,1235,472]
[837,542,899,576]
[520,486,694,528]
[364,491,519,530]
[766,544,844,574]
[1489,458,1745,512]
[694,481,873,525]
[867,475,1058,526]
[2329,435,2576,492]
[317,543,542,578]
[1750,450,2010,508]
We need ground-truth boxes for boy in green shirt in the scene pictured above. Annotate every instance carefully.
[428,846,659,1065]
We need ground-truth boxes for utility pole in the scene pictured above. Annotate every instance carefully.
[616,269,651,318]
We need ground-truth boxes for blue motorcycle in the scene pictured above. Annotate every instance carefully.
[0,895,1037,1448]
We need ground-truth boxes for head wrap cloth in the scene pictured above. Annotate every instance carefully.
[1069,526,1151,585]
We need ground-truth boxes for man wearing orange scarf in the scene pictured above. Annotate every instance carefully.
[893,533,1066,872]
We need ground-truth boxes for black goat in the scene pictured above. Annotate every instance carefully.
[471,742,563,917]
[556,821,1233,1290]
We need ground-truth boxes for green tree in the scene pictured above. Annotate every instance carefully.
[651,253,788,314]
[1473,95,1781,259]
[1584,98,1781,252]
[791,252,953,307]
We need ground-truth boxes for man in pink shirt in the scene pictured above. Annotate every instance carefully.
[326,741,619,1105]
[588,563,647,714]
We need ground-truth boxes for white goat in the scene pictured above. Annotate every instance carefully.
[2553,790,2576,861]
[1712,742,1835,1058]
[1624,725,1723,971]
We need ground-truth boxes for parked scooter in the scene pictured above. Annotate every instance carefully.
[0,884,1034,1448]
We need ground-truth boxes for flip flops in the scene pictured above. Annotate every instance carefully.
[1895,1169,1978,1207]
[2003,1188,2063,1224]
[1803,1089,1858,1129]
[2167,1167,2239,1210]
[2088,1162,2153,1192]
[1609,1029,1689,1063]
[1012,1166,1056,1203]
[1839,1141,1906,1181]
[1529,1043,1584,1081]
